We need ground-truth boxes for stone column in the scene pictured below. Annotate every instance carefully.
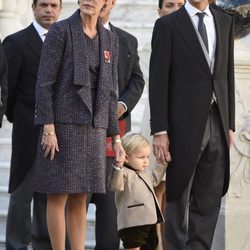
[225,35,250,250]
[0,0,31,39]
[60,0,77,19]
[211,35,250,250]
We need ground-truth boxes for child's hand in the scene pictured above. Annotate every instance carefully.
[112,161,123,169]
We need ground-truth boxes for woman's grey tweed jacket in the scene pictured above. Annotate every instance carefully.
[35,10,120,136]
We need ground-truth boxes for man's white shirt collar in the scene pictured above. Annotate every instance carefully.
[103,21,111,31]
[33,20,48,41]
[185,1,212,17]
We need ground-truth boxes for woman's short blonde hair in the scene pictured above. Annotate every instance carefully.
[121,133,150,155]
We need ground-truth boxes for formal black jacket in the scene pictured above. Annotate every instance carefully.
[149,5,235,201]
[0,42,8,127]
[3,24,43,192]
[110,23,145,132]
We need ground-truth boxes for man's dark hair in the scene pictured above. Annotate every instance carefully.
[158,0,163,9]
[33,0,62,5]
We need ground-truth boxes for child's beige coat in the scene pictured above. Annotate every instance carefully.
[108,163,168,231]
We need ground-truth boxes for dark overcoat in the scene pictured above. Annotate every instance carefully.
[149,6,235,201]
[0,42,8,127]
[3,24,43,192]
[110,24,145,132]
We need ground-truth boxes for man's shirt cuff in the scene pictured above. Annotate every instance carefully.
[118,101,128,112]
[154,131,168,135]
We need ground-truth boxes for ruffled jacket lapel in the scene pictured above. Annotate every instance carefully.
[69,10,92,114]
[68,10,113,117]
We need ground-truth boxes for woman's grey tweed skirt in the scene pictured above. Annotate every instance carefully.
[33,124,106,194]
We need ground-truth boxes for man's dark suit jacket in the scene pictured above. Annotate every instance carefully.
[3,24,43,193]
[149,5,235,202]
[0,42,8,127]
[110,23,145,132]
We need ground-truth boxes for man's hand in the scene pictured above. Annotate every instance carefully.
[153,133,171,165]
[117,103,126,118]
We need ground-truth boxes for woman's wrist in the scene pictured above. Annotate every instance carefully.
[43,131,55,136]
[112,135,121,144]
[43,124,55,135]
[112,139,121,144]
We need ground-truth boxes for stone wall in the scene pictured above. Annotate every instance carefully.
[225,37,250,250]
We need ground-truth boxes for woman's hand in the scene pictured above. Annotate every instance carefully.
[112,136,125,168]
[41,124,59,160]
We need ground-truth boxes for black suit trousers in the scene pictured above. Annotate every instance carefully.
[165,103,227,250]
[5,170,51,250]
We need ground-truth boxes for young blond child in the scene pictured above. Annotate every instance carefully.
[108,133,171,250]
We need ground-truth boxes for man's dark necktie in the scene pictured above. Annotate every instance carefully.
[42,33,47,43]
[197,12,209,53]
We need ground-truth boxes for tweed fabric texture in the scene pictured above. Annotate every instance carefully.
[34,124,106,193]
[34,35,106,194]
[86,33,99,114]
[34,10,120,137]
